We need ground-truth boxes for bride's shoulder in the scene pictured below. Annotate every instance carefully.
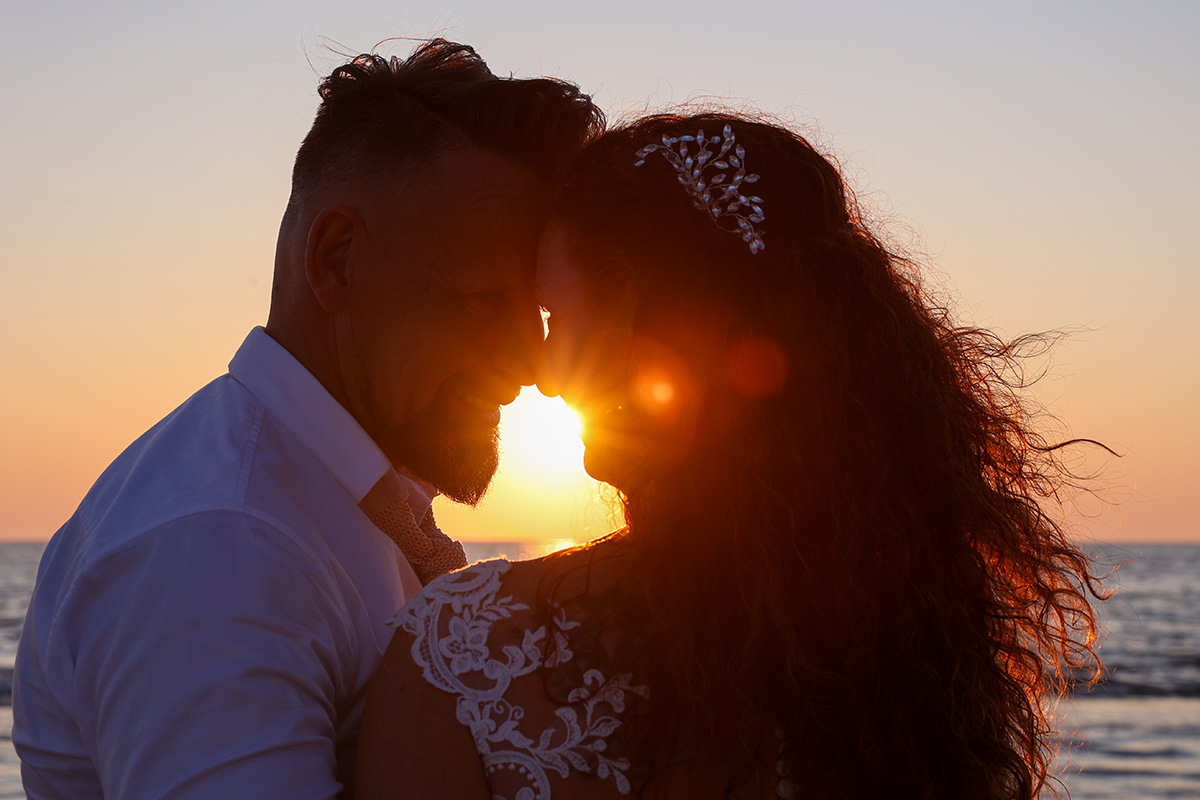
[505,536,633,600]
[390,558,515,628]
[394,537,634,632]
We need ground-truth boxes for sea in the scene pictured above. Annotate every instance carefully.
[2,541,1198,799]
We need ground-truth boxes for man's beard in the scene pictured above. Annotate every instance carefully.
[392,410,500,505]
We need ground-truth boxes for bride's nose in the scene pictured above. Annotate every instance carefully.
[538,325,639,421]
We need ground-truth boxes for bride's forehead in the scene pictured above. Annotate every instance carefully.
[535,220,636,328]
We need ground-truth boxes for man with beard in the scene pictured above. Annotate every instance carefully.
[13,40,602,800]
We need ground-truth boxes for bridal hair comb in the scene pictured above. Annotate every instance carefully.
[634,124,766,254]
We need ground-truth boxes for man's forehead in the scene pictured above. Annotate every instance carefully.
[371,148,546,288]
[423,147,546,214]
[535,223,581,299]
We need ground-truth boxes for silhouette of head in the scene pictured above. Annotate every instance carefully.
[539,114,858,492]
[269,40,603,503]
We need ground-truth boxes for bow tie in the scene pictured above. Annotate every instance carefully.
[359,477,467,585]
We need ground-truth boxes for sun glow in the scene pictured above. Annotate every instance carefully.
[499,389,585,479]
[432,387,619,547]
[649,380,674,405]
[434,386,619,546]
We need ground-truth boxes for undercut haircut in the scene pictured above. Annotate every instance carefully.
[284,39,604,221]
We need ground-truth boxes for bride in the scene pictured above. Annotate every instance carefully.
[355,113,1103,800]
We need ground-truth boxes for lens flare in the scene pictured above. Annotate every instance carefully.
[650,380,674,405]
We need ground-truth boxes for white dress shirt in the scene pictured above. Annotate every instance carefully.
[13,327,430,799]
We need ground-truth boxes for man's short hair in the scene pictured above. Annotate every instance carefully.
[286,39,604,216]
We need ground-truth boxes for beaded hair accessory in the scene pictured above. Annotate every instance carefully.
[634,124,766,253]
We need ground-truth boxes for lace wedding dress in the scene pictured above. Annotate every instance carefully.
[393,559,648,799]
[393,559,796,800]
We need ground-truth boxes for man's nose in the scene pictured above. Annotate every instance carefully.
[488,296,544,386]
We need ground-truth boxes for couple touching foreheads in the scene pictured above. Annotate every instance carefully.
[14,39,1102,800]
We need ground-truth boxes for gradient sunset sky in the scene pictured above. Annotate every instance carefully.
[1,1,1196,544]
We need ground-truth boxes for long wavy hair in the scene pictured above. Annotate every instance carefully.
[542,112,1105,800]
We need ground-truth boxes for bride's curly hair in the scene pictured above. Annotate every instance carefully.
[548,113,1105,799]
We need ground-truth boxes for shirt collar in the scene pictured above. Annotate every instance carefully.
[228,327,433,519]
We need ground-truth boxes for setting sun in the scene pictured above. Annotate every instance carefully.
[499,389,585,478]
[432,387,619,546]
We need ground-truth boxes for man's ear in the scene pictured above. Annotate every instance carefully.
[305,205,362,313]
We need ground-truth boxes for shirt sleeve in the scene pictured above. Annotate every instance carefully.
[45,511,356,800]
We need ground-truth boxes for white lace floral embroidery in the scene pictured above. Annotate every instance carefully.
[393,560,650,799]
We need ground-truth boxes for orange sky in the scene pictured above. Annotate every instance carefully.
[1,2,1196,544]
